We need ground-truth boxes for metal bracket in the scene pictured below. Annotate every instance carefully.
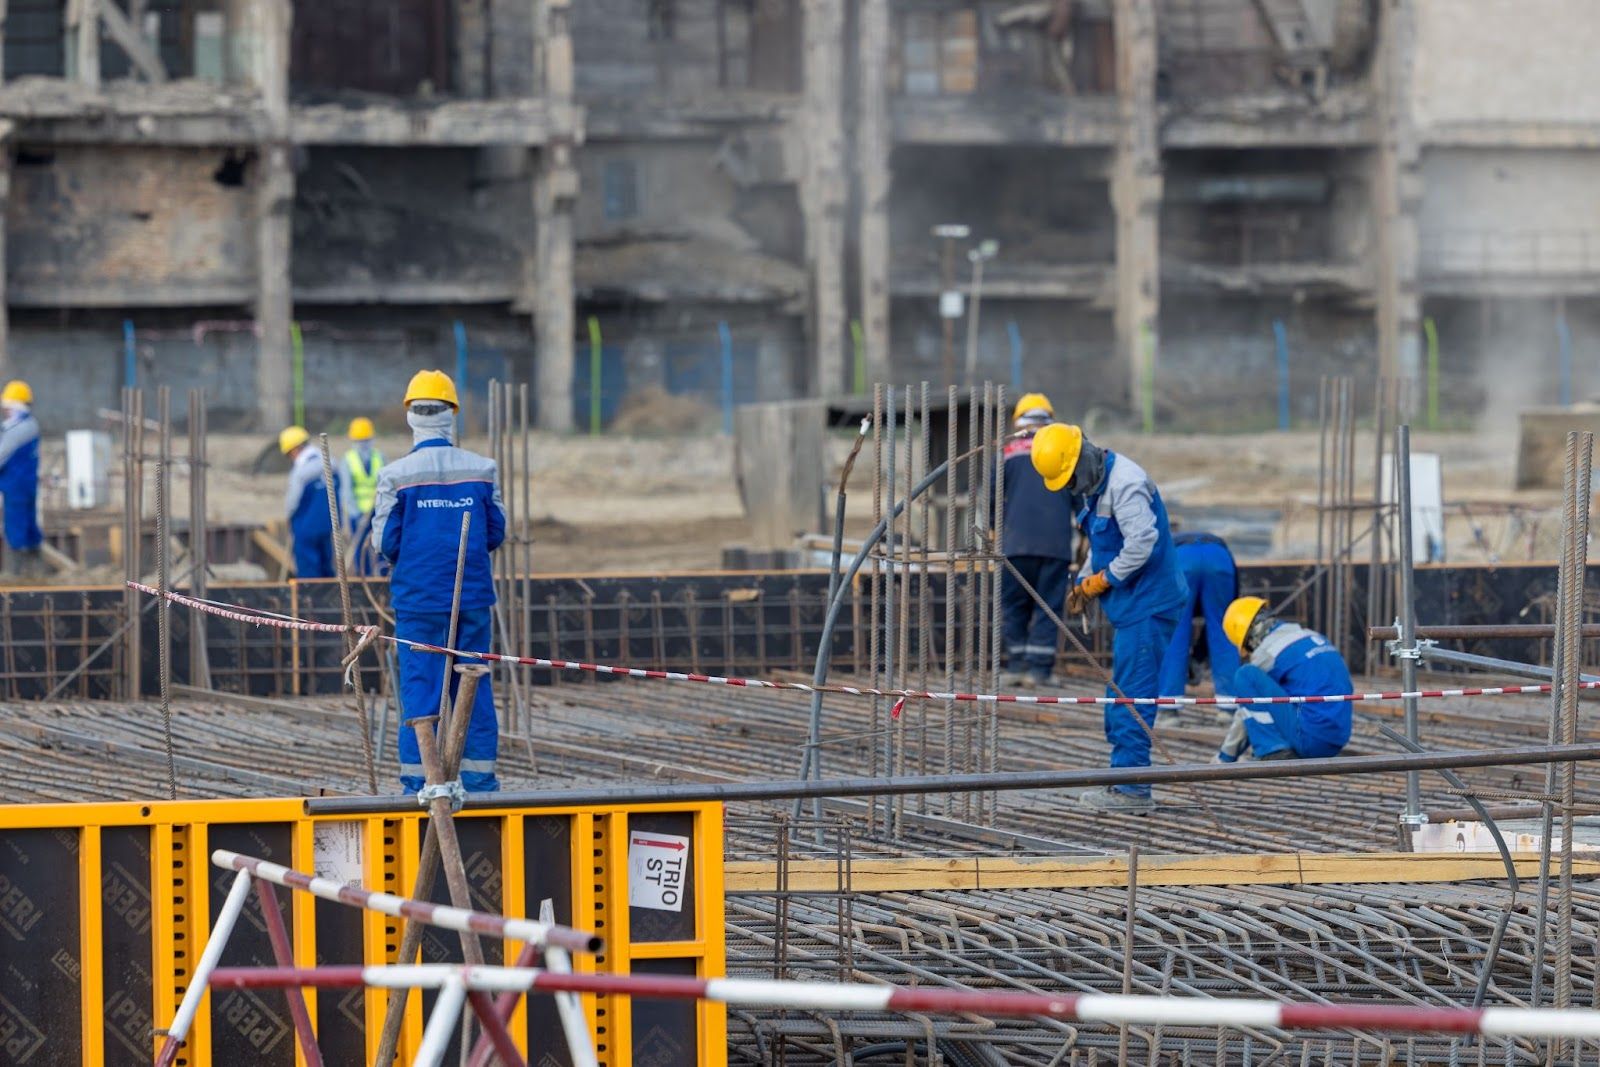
[417,780,467,813]
[1401,812,1429,830]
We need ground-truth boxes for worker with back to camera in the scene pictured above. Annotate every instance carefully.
[998,392,1076,688]
[371,370,505,794]
[1157,530,1241,699]
[1032,423,1188,815]
[280,425,349,580]
[0,380,43,577]
[1215,595,1353,763]
[345,416,385,575]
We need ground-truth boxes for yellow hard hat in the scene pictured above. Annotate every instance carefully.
[1222,596,1269,652]
[1,380,33,406]
[348,416,375,441]
[1012,392,1053,423]
[1030,423,1083,492]
[278,425,310,455]
[403,369,459,409]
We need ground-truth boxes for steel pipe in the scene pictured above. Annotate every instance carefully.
[306,742,1600,815]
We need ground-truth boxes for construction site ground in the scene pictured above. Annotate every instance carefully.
[82,425,1568,575]
[12,663,1599,1063]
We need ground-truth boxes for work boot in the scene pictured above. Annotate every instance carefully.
[1079,786,1156,816]
[1256,747,1298,761]
[16,547,44,579]
[1027,670,1062,690]
[999,669,1031,690]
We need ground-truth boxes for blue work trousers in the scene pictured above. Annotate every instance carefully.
[293,534,335,580]
[1105,608,1181,797]
[1001,555,1071,675]
[1,488,40,552]
[1218,664,1347,761]
[396,610,500,794]
[1158,546,1240,695]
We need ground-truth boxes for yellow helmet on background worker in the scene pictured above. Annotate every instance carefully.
[1,380,33,406]
[278,425,310,455]
[1030,423,1083,492]
[348,416,375,441]
[1012,393,1053,426]
[1223,596,1270,652]
[403,369,458,410]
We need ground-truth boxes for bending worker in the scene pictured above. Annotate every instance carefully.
[999,393,1074,688]
[345,416,385,574]
[372,370,504,794]
[1216,596,1353,762]
[1032,423,1187,815]
[1158,530,1240,697]
[0,380,42,577]
[280,425,347,580]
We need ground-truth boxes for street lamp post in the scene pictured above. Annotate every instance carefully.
[933,224,970,387]
[964,239,1000,386]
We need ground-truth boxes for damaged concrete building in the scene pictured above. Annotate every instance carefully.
[0,0,1596,429]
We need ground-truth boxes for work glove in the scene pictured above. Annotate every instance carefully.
[1077,570,1112,599]
[1066,585,1088,617]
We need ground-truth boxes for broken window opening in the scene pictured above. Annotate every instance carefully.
[212,151,255,187]
[14,149,55,167]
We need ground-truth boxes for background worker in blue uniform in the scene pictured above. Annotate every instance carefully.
[999,393,1075,688]
[0,380,43,577]
[1215,595,1353,762]
[371,369,505,794]
[1158,531,1240,697]
[279,425,349,580]
[1033,423,1188,814]
[345,416,385,575]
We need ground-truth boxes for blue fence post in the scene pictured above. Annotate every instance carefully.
[1557,304,1574,407]
[1273,319,1290,431]
[453,320,469,435]
[718,321,734,434]
[1007,320,1023,391]
[123,320,137,391]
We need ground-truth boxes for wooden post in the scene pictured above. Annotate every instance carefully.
[801,0,847,397]
[856,0,892,389]
[1112,0,1160,421]
[253,0,293,429]
[1373,0,1421,410]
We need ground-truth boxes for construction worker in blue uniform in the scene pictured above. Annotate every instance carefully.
[1032,423,1188,814]
[280,425,349,580]
[372,370,504,794]
[345,416,385,576]
[0,380,43,577]
[1158,531,1240,697]
[999,393,1075,688]
[1216,595,1353,762]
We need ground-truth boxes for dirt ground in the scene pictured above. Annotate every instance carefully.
[33,423,1570,576]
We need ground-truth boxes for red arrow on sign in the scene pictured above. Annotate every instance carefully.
[632,837,686,851]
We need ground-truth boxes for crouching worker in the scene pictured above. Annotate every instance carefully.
[1216,596,1353,763]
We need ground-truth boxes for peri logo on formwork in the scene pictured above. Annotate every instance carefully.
[0,989,46,1064]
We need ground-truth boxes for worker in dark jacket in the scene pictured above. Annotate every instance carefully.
[1033,423,1188,815]
[280,425,348,580]
[0,380,42,577]
[999,393,1075,687]
[372,370,505,794]
[1158,531,1240,697]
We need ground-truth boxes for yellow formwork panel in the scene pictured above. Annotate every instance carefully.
[0,798,727,1067]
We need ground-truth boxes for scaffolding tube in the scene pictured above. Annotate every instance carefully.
[306,741,1600,815]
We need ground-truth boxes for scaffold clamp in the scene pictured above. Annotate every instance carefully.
[418,780,467,812]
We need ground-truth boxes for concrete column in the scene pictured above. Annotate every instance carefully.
[1373,0,1421,406]
[0,140,11,385]
[531,0,576,431]
[801,0,847,397]
[855,0,892,390]
[253,0,292,429]
[69,0,100,87]
[1112,0,1160,422]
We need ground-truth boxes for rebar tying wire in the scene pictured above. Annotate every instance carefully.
[319,433,378,795]
[154,387,178,800]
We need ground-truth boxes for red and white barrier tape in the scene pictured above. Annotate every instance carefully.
[208,962,1600,1039]
[131,581,1596,710]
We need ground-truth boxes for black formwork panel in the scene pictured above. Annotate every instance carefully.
[0,827,83,1066]
[523,815,575,1067]
[417,816,504,1064]
[101,826,155,1067]
[206,823,296,1066]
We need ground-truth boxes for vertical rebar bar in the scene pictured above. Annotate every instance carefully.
[520,382,533,737]
[989,383,1006,823]
[155,388,177,799]
[962,383,980,820]
[319,432,377,795]
[881,386,900,838]
[868,384,885,830]
[125,388,145,697]
[187,388,211,689]
[1119,843,1140,1064]
[916,382,932,813]
[943,385,958,806]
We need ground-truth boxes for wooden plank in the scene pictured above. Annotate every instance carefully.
[724,851,1600,893]
[251,528,293,578]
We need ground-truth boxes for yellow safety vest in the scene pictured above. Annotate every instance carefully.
[345,448,383,514]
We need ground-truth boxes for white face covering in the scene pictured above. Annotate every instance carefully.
[407,405,455,446]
